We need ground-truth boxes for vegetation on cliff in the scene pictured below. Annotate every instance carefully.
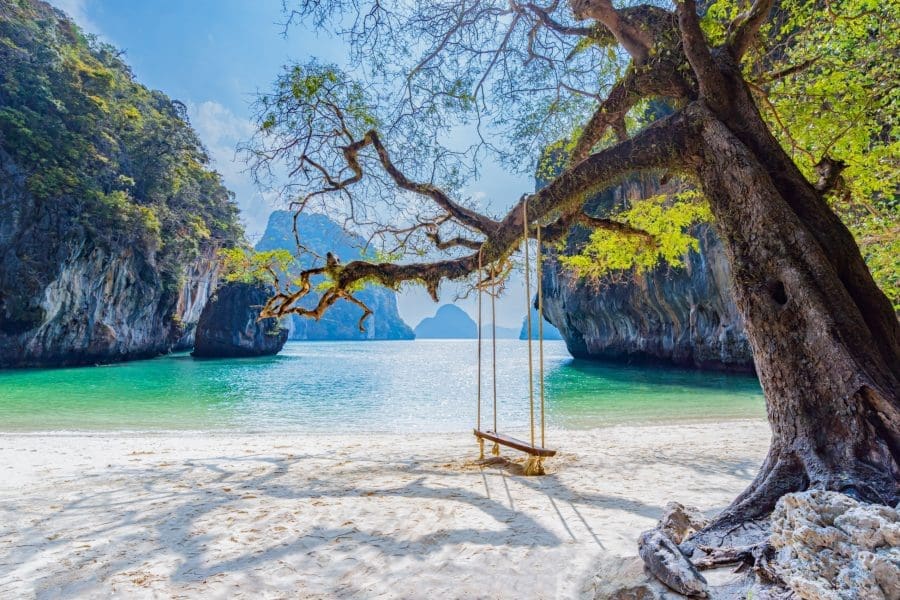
[0,0,241,334]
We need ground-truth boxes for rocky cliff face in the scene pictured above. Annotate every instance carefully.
[0,242,223,368]
[0,2,242,368]
[256,211,414,341]
[541,176,754,372]
[192,282,288,358]
[519,306,564,341]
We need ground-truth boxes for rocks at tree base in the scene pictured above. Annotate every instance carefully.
[192,283,288,358]
[619,492,900,600]
[519,305,564,340]
[414,304,477,339]
[582,555,690,599]
[657,502,710,546]
[638,529,709,597]
[255,211,414,340]
[770,490,900,600]
[540,176,754,372]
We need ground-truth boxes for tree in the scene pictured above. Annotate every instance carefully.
[245,0,899,555]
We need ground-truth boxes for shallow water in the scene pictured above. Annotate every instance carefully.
[0,340,764,433]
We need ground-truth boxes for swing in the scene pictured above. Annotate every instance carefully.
[473,199,556,475]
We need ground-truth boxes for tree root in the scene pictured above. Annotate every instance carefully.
[693,542,779,584]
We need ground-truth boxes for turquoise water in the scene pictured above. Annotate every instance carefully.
[0,340,764,433]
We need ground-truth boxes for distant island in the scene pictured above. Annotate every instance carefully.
[414,304,519,339]
[256,211,414,341]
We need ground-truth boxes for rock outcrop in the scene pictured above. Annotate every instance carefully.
[255,211,414,340]
[0,244,223,368]
[519,306,564,340]
[541,176,754,372]
[192,282,288,358]
[770,491,900,600]
[583,554,691,600]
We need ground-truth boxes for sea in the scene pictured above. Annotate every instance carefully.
[0,340,764,433]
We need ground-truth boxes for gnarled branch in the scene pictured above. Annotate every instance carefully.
[676,0,728,109]
[542,212,655,246]
[570,0,652,63]
[570,69,643,164]
[261,107,698,323]
[363,131,499,234]
[728,0,775,60]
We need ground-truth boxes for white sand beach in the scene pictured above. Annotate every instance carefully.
[0,420,770,599]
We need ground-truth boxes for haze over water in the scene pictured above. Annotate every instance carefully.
[0,341,764,433]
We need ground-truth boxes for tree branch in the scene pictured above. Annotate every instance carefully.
[675,0,728,108]
[570,69,643,164]
[343,130,500,235]
[517,2,611,43]
[728,0,775,60]
[425,231,484,251]
[570,0,652,63]
[542,211,655,246]
[261,108,697,322]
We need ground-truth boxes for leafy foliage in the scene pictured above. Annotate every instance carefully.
[219,248,293,285]
[705,0,899,307]
[560,190,712,278]
[0,0,242,312]
[567,0,898,300]
[255,1,896,314]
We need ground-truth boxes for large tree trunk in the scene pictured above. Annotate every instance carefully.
[684,93,900,544]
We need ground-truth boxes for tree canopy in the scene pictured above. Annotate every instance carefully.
[244,0,897,317]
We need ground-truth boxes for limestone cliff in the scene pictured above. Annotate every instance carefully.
[0,230,227,368]
[0,1,242,367]
[541,176,754,372]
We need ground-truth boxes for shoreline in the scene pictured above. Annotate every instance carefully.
[0,419,771,598]
[0,416,767,437]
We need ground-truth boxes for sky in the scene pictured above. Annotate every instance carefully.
[48,0,534,328]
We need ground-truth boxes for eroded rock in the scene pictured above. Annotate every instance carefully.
[638,529,709,597]
[192,282,288,358]
[770,490,900,600]
[540,174,754,372]
[659,502,711,545]
[583,555,690,600]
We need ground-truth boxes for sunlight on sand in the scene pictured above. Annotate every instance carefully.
[0,421,769,598]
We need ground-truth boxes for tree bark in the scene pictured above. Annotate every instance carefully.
[683,99,900,544]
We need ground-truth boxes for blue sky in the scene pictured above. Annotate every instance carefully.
[49,0,533,328]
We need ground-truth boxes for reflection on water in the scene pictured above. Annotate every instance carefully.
[0,340,764,433]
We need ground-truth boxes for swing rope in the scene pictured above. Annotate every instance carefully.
[476,249,484,460]
[523,200,536,449]
[537,222,546,449]
[522,198,545,476]
[475,248,500,459]
[473,197,550,475]
[490,263,500,457]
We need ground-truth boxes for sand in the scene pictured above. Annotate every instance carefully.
[0,420,770,599]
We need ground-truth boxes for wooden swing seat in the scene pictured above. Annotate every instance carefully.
[474,429,556,457]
